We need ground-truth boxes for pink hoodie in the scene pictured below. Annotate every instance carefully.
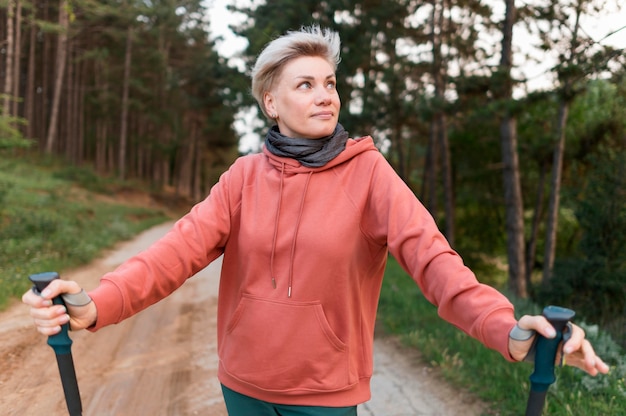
[88,136,517,407]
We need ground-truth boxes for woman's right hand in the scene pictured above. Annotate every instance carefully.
[22,279,98,335]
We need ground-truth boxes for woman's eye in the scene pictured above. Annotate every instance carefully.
[298,82,312,89]
[327,81,336,89]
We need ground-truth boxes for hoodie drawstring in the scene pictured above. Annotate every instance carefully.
[269,164,313,298]
[287,171,312,297]
[269,163,285,290]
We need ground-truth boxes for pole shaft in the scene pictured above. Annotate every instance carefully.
[56,353,82,416]
[525,390,547,416]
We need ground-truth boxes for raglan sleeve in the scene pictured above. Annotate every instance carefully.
[87,160,240,330]
[365,152,517,360]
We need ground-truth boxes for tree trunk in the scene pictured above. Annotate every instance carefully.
[526,160,547,291]
[12,0,22,119]
[393,122,407,183]
[424,124,439,214]
[542,5,582,286]
[39,0,52,147]
[119,26,133,180]
[25,14,36,139]
[432,0,455,245]
[3,0,15,117]
[176,114,196,198]
[499,0,527,297]
[193,127,204,201]
[45,0,69,153]
[500,117,527,297]
[542,101,569,285]
[65,42,75,160]
[95,56,110,173]
[439,114,454,246]
[77,57,86,163]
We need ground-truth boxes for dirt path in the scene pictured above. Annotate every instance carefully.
[0,222,487,415]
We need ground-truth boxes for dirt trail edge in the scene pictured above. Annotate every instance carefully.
[0,222,487,416]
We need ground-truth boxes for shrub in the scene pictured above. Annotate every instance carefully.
[540,152,626,348]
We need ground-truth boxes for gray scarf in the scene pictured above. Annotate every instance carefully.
[264,124,349,167]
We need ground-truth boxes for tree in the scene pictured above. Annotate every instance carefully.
[45,0,69,153]
[11,0,22,119]
[496,0,527,297]
[422,0,494,245]
[119,25,133,180]
[2,0,16,117]
[25,5,37,139]
[1,0,27,149]
[428,0,454,244]
[544,151,626,336]
[536,0,623,285]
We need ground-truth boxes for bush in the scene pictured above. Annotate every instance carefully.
[0,115,32,149]
[53,165,108,193]
[0,179,14,207]
[540,152,626,348]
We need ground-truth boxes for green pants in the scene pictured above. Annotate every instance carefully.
[221,384,358,416]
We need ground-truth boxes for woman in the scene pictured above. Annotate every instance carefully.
[23,26,608,416]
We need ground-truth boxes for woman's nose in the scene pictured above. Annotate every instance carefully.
[315,87,332,105]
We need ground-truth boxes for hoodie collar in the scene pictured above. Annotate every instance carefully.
[262,136,378,174]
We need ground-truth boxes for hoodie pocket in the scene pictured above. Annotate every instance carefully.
[219,293,356,393]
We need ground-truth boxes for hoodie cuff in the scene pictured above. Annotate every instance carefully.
[480,308,518,362]
[86,280,125,332]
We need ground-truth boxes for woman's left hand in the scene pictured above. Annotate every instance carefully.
[509,314,610,376]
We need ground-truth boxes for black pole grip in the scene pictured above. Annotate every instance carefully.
[525,305,575,416]
[29,272,83,416]
[29,271,62,295]
[29,272,74,354]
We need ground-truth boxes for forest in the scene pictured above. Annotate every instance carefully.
[1,0,625,346]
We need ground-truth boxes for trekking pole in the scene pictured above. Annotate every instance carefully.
[525,305,575,416]
[29,272,83,416]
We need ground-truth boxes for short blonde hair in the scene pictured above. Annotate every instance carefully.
[251,26,341,119]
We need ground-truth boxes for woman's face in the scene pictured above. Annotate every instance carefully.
[264,56,340,139]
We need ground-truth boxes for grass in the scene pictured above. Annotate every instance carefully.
[0,151,172,310]
[378,258,626,415]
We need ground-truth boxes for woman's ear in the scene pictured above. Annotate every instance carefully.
[264,92,276,117]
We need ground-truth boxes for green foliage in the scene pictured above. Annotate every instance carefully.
[543,79,626,315]
[0,179,14,206]
[0,153,170,310]
[0,113,32,149]
[540,151,626,347]
[379,257,625,415]
[52,165,109,193]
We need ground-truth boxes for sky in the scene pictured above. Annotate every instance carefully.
[206,0,249,60]
[206,0,626,57]
[204,0,626,151]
